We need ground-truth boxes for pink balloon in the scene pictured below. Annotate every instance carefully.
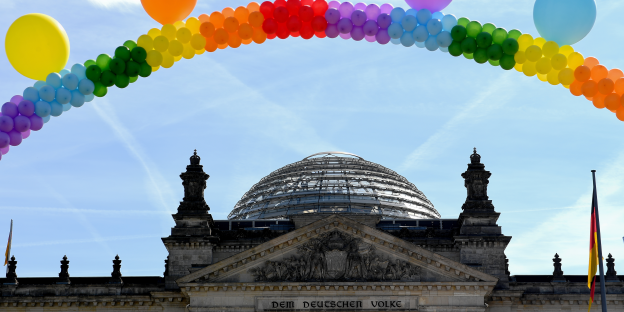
[0,144,8,155]
[364,34,376,42]
[10,95,23,105]
[380,3,393,14]
[404,0,452,12]
[354,2,367,10]
[22,129,31,139]
[328,1,340,9]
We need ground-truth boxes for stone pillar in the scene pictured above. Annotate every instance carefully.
[454,148,512,289]
[57,255,70,284]
[110,255,123,284]
[162,150,219,289]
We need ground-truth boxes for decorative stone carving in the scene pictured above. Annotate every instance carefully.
[606,253,619,282]
[551,253,565,282]
[249,230,421,282]
[178,150,211,213]
[461,148,495,211]
[5,255,18,284]
[58,255,70,284]
[110,255,123,284]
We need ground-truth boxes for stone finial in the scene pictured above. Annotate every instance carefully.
[5,255,18,285]
[109,255,123,284]
[505,256,511,280]
[470,147,481,164]
[461,148,494,211]
[606,253,619,282]
[164,256,169,277]
[551,253,566,282]
[57,255,70,284]
[178,150,211,213]
[190,149,200,165]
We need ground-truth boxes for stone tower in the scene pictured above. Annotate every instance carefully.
[455,148,512,289]
[162,150,218,289]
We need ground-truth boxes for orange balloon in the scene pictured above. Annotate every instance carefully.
[615,78,624,96]
[570,80,584,96]
[616,106,624,121]
[574,65,591,82]
[238,23,253,40]
[598,78,614,95]
[608,68,624,81]
[204,37,218,52]
[210,12,225,28]
[228,33,242,48]
[247,2,261,12]
[593,93,606,109]
[248,11,265,28]
[605,93,621,111]
[252,28,267,44]
[591,65,608,81]
[224,17,240,33]
[584,57,599,69]
[582,80,597,97]
[198,14,210,23]
[235,7,250,23]
[140,0,197,25]
[242,37,253,45]
[222,7,235,18]
[218,42,228,49]
[200,22,215,38]
[213,28,229,44]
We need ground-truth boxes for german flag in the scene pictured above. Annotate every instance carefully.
[4,219,12,266]
[588,187,598,312]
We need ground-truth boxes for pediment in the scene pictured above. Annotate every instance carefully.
[177,215,497,285]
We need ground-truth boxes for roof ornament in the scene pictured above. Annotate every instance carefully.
[470,147,481,164]
[190,149,201,165]
[551,253,566,282]
[109,254,123,284]
[57,255,70,284]
[6,255,18,285]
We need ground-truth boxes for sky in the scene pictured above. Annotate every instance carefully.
[1,0,623,278]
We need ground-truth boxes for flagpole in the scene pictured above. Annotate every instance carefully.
[592,170,608,312]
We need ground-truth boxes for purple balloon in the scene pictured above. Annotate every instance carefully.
[325,24,340,38]
[404,0,452,12]
[339,32,352,40]
[325,9,341,24]
[22,129,31,139]
[363,20,379,36]
[29,115,44,131]
[339,2,354,18]
[14,115,31,132]
[354,2,367,11]
[10,95,23,105]
[337,18,354,34]
[375,28,391,44]
[365,34,377,42]
[328,0,340,9]
[0,144,8,155]
[365,4,381,20]
[18,100,35,117]
[0,131,9,148]
[380,3,393,14]
[1,102,18,118]
[351,10,367,26]
[351,26,365,40]
[377,13,392,28]
[8,130,22,146]
[0,116,14,132]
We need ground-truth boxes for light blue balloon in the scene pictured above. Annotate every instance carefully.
[84,93,95,103]
[416,9,432,25]
[56,88,72,104]
[23,87,40,103]
[425,35,439,51]
[46,73,62,89]
[439,46,449,53]
[33,81,46,90]
[432,12,444,20]
[405,9,417,17]
[59,69,70,77]
[442,14,457,31]
[390,8,405,22]
[436,31,453,47]
[62,103,72,112]
[39,85,56,102]
[401,15,418,32]
[78,79,95,95]
[70,91,85,108]
[34,101,51,117]
[400,32,415,47]
[390,37,401,45]
[71,64,86,80]
[388,23,404,39]
[412,25,429,42]
[62,73,79,90]
[533,0,596,46]
[42,115,51,123]
[427,19,442,36]
[50,101,63,117]
[415,40,426,48]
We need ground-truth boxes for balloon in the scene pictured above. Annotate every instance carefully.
[14,115,30,132]
[115,46,131,61]
[339,2,354,18]
[23,87,40,103]
[49,101,63,117]
[0,116,13,132]
[123,40,137,51]
[140,0,197,25]
[71,64,86,80]
[375,28,390,44]
[486,44,503,61]
[1,102,18,118]
[476,32,492,48]
[491,28,507,45]
[448,41,463,56]
[450,25,466,41]
[414,39,426,48]
[55,88,72,104]
[351,26,365,41]
[354,3,367,11]
[0,132,9,149]
[377,14,392,28]
[582,80,597,97]
[18,100,35,117]
[365,34,376,42]
[42,115,51,123]
[525,45,542,62]
[558,68,575,85]
[39,85,56,102]
[70,90,85,108]
[482,23,495,34]
[337,18,354,34]
[466,21,482,38]
[502,38,519,55]
[436,31,452,47]
[575,66,591,82]
[431,12,444,20]
[351,10,367,26]
[62,73,79,90]
[5,14,70,80]
[85,94,95,103]
[605,94,620,111]
[325,24,340,38]
[425,35,439,51]
[390,8,405,22]
[46,73,62,89]
[10,96,23,105]
[78,79,95,96]
[387,23,403,39]
[413,25,428,42]
[363,20,379,36]
[536,58,552,75]
[8,130,22,146]
[457,17,469,27]
[400,31,415,47]
[416,9,431,25]
[441,14,457,31]
[591,65,608,81]
[461,37,477,54]
[365,4,380,20]
[62,103,71,112]
[405,0,452,12]
[126,61,141,77]
[380,3,393,14]
[533,0,596,46]
[115,74,130,88]
[426,18,442,36]
[474,48,488,64]
[597,78,614,95]
[21,129,30,139]
[34,101,51,117]
[390,37,401,45]
[328,0,340,9]
[325,9,341,24]
[340,32,352,40]
[567,52,585,69]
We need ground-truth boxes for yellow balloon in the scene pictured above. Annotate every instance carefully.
[185,17,201,34]
[152,65,160,72]
[168,40,184,56]
[567,52,585,70]
[514,51,527,64]
[148,28,161,39]
[558,68,575,85]
[176,27,192,44]
[146,50,163,67]
[161,52,174,68]
[190,33,207,50]
[514,63,523,72]
[541,41,559,58]
[137,35,154,51]
[153,36,170,52]
[523,61,537,77]
[161,24,177,40]
[182,44,195,59]
[517,34,534,51]
[195,48,205,55]
[537,73,548,82]
[536,57,552,75]
[551,53,567,70]
[533,37,546,48]
[525,45,542,62]
[5,13,70,80]
[547,70,560,85]
[559,45,574,57]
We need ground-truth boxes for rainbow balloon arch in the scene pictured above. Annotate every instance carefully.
[0,0,618,161]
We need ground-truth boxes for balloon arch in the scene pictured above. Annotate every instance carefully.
[0,0,616,162]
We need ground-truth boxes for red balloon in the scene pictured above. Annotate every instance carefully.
[287,16,302,32]
[260,1,275,18]
[299,6,314,22]
[276,23,290,39]
[286,0,301,16]
[312,0,328,16]
[291,31,300,37]
[300,23,314,39]
[262,18,278,34]
[301,0,313,5]
[315,30,326,38]
[311,15,327,32]
[274,6,289,23]
[274,0,286,7]
[267,33,277,39]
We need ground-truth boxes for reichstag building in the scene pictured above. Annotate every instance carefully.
[1,150,623,311]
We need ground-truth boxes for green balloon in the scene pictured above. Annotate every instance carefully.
[100,70,116,87]
[115,73,130,88]
[115,46,131,62]
[131,47,147,63]
[130,75,139,83]
[474,48,489,64]
[450,25,467,41]
[457,17,470,27]
[448,42,463,57]
[486,44,503,61]
[125,61,141,77]
[461,37,477,54]
[500,54,516,70]
[85,65,102,83]
[93,82,108,97]
[492,28,508,45]
[488,59,500,66]
[96,54,111,71]
[507,29,522,40]
[463,52,474,60]
[466,21,482,38]
[123,40,137,51]
[502,38,519,55]
[139,62,152,77]
[109,58,126,75]
[476,32,492,48]
[482,23,496,34]
[84,59,96,68]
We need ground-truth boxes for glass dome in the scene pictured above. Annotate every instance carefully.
[228,152,440,220]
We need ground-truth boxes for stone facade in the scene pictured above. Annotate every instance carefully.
[2,150,624,312]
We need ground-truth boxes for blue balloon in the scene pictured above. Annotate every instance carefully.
[432,12,444,20]
[387,23,404,39]
[42,115,51,123]
[441,14,457,31]
[39,85,56,102]
[33,81,46,90]
[416,9,432,25]
[427,19,442,35]
[50,101,63,117]
[405,9,418,16]
[62,103,72,112]
[533,0,596,46]
[390,8,406,22]
[401,15,418,32]
[390,37,401,45]
[23,87,40,103]
[412,25,429,42]
[71,64,86,80]
[78,79,95,95]
[59,69,70,77]
[436,31,453,47]
[400,32,415,47]
[62,74,79,90]
[46,73,62,89]
[34,101,51,117]
[415,40,426,48]
[425,35,439,51]
[84,93,95,103]
[56,88,72,105]
[70,91,85,108]
[439,46,449,53]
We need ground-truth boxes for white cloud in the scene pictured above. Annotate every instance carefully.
[87,0,140,10]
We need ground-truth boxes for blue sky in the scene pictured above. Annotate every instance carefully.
[1,0,623,278]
